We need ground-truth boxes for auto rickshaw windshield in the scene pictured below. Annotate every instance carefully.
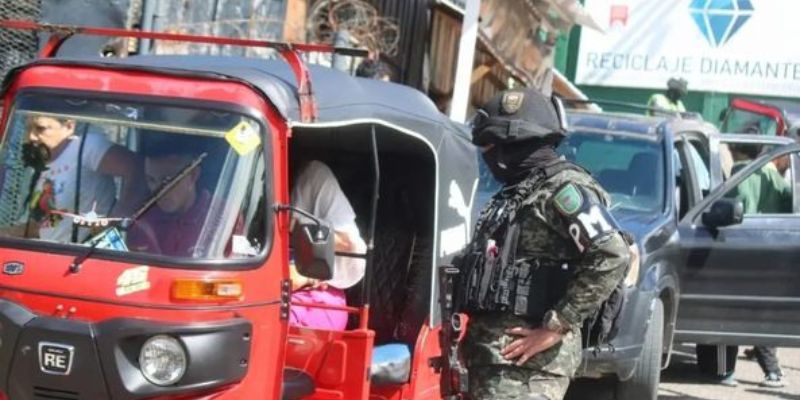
[0,93,269,262]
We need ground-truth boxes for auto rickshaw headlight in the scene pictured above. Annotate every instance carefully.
[139,335,187,386]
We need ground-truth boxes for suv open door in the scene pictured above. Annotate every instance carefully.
[675,141,800,346]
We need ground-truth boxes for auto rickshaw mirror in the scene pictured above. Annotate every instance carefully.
[702,198,743,229]
[291,223,335,280]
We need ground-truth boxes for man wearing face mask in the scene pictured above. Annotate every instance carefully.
[647,77,688,116]
[458,88,630,399]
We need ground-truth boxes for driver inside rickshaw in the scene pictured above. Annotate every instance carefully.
[289,159,366,331]
[125,109,258,258]
[126,141,218,257]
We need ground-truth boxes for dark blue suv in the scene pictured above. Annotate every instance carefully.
[476,109,799,400]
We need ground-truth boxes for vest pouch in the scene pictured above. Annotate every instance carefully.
[457,250,483,311]
[520,261,573,321]
[582,281,627,347]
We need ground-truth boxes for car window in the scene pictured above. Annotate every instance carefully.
[559,131,664,214]
[723,152,793,216]
[475,131,666,215]
[722,107,779,136]
[721,142,785,181]
[686,142,711,195]
[672,146,687,218]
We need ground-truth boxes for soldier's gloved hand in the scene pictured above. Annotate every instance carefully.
[500,327,563,366]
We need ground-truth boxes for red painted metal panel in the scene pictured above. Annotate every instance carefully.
[0,63,293,399]
[286,326,375,400]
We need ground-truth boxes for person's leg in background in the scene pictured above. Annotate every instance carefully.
[754,346,784,388]
[696,344,738,386]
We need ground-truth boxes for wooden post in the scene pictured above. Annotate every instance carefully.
[449,0,481,123]
[283,0,308,43]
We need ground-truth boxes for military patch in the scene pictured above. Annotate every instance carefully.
[501,91,525,114]
[553,183,583,215]
[556,184,620,253]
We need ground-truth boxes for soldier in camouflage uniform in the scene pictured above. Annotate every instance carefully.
[458,88,630,400]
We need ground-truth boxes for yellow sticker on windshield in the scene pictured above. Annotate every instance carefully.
[225,121,261,155]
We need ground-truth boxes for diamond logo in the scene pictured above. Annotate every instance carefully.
[690,0,754,47]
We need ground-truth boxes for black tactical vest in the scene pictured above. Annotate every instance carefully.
[455,159,629,346]
[457,159,581,321]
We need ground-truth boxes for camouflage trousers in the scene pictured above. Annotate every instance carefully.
[464,313,582,400]
[469,366,570,400]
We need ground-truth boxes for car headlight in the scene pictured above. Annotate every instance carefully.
[139,335,187,386]
[624,243,641,287]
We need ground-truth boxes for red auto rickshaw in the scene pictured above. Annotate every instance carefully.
[0,21,477,399]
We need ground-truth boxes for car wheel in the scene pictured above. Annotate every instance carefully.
[616,298,663,400]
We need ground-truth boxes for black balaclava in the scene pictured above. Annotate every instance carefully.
[482,138,560,185]
[472,88,565,185]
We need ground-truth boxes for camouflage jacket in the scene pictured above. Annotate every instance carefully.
[464,165,630,377]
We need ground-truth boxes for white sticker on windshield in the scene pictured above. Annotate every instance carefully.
[116,266,150,296]
[232,235,259,256]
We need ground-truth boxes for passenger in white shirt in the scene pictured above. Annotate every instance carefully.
[289,160,366,330]
[19,115,145,242]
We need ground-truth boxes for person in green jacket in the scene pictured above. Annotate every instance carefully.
[647,78,687,116]
[730,143,790,387]
[729,144,791,214]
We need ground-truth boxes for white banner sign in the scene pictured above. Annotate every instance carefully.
[576,0,800,98]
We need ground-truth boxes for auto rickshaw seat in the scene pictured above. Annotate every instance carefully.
[281,367,315,400]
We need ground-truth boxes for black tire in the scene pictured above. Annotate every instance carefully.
[617,298,664,400]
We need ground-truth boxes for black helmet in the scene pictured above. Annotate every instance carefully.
[471,88,567,146]
[667,77,688,96]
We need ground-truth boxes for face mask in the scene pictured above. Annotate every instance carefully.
[482,146,511,183]
[666,88,684,102]
[481,144,535,183]
[482,140,560,184]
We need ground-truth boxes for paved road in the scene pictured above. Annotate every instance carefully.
[658,345,800,400]
[566,345,800,400]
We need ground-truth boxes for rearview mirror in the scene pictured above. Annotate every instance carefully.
[702,198,743,229]
[291,223,335,281]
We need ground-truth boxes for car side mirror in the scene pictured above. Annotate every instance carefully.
[291,223,335,281]
[702,198,743,229]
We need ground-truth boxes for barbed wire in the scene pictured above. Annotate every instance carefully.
[308,0,399,57]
